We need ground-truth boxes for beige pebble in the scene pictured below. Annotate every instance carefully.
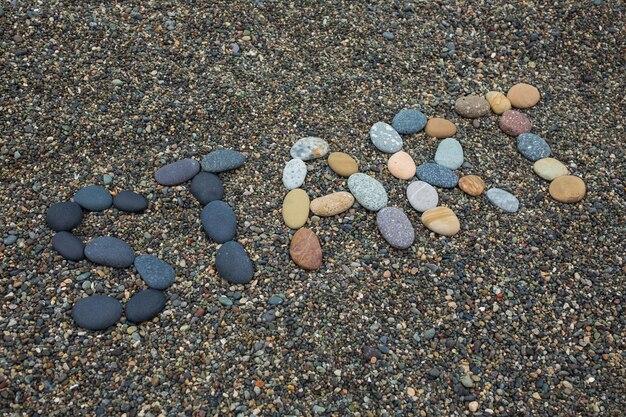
[421,207,460,236]
[458,175,485,196]
[328,152,358,177]
[468,401,479,412]
[507,83,540,108]
[282,189,310,229]
[310,192,354,217]
[549,175,586,203]
[533,157,569,181]
[485,91,512,114]
[387,151,416,180]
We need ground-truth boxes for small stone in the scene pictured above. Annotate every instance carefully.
[327,152,358,177]
[468,402,479,413]
[282,189,310,229]
[112,79,124,86]
[499,110,532,136]
[370,122,403,153]
[382,31,394,41]
[507,83,541,108]
[46,202,83,231]
[362,346,382,361]
[421,207,460,236]
[134,255,175,290]
[102,174,113,185]
[376,207,415,249]
[3,235,17,245]
[460,375,475,388]
[486,188,520,213]
[155,159,200,185]
[387,151,416,180]
[289,228,322,270]
[282,158,307,189]
[215,241,254,284]
[113,191,148,213]
[533,158,569,181]
[74,185,112,211]
[268,296,283,305]
[434,138,463,170]
[218,296,233,306]
[310,192,354,217]
[406,181,438,212]
[85,237,135,268]
[290,137,329,161]
[125,289,167,323]
[517,133,551,161]
[549,176,586,203]
[406,387,416,397]
[485,91,512,114]
[190,172,224,205]
[458,175,485,196]
[392,109,427,134]
[201,200,237,243]
[423,328,436,339]
[424,118,457,138]
[416,163,459,188]
[201,150,245,173]
[454,95,490,118]
[72,295,122,331]
[347,173,388,211]
[52,232,85,261]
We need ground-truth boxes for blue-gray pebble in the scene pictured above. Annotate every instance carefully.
[216,241,254,284]
[201,150,245,173]
[434,138,464,170]
[348,173,388,211]
[486,188,520,213]
[376,207,415,249]
[416,163,459,188]
[154,158,200,186]
[134,254,175,290]
[190,172,224,205]
[52,231,85,261]
[201,200,237,243]
[392,109,427,134]
[113,190,148,213]
[517,133,551,161]
[84,236,135,268]
[46,202,83,231]
[125,289,167,323]
[74,185,112,211]
[72,295,122,330]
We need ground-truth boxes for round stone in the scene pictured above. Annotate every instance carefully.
[282,158,307,190]
[328,152,358,177]
[201,200,236,243]
[387,151,416,180]
[190,172,224,205]
[215,241,254,284]
[454,95,490,118]
[517,133,551,161]
[74,185,112,211]
[52,231,85,261]
[549,176,586,203]
[533,158,569,181]
[424,118,457,138]
[289,228,322,270]
[134,255,175,290]
[416,163,459,188]
[85,236,135,268]
[376,207,415,249]
[310,192,355,217]
[421,207,460,236]
[290,137,329,161]
[507,83,540,108]
[347,173,388,211]
[370,122,403,153]
[125,289,167,324]
[72,295,122,331]
[113,190,148,213]
[282,189,310,229]
[201,150,245,173]
[499,110,532,136]
[406,181,438,212]
[155,158,200,185]
[458,175,485,196]
[391,109,427,134]
[486,188,520,213]
[46,202,83,231]
[485,91,512,114]
[434,138,463,170]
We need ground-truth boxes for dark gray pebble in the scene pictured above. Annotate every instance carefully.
[72,295,122,330]
[201,150,245,173]
[201,201,237,243]
[113,191,148,213]
[416,163,459,188]
[52,231,85,261]
[46,202,83,231]
[84,236,135,268]
[125,289,166,323]
[73,185,112,211]
[134,255,175,290]
[215,241,254,284]
[190,172,224,205]
[154,158,200,186]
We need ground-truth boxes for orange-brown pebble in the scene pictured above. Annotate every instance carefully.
[458,175,486,196]
[289,228,322,270]
[424,118,457,138]
[549,175,586,203]
[507,83,540,108]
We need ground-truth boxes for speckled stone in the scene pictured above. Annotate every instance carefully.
[201,200,236,243]
[424,118,457,138]
[282,188,310,229]
[499,110,532,136]
[347,173,388,211]
[421,207,460,236]
[533,158,569,181]
[486,188,520,213]
[155,158,200,185]
[454,95,490,118]
[72,295,122,331]
[216,241,254,284]
[74,185,112,211]
[370,122,403,153]
[125,289,167,323]
[190,172,224,205]
[549,175,586,203]
[517,133,551,161]
[310,192,354,217]
[406,181,438,212]
[113,191,148,213]
[392,109,427,134]
[46,202,83,232]
[376,207,415,249]
[458,175,485,196]
[290,137,329,161]
[434,138,463,170]
[84,236,135,268]
[201,150,245,173]
[327,152,358,177]
[282,158,307,189]
[52,231,85,261]
[134,255,175,290]
[416,163,459,188]
[507,83,541,108]
[387,151,416,180]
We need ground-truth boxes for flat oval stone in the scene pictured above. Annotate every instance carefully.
[499,110,532,136]
[507,83,540,108]
[486,188,520,213]
[370,122,403,153]
[190,172,224,205]
[113,190,148,213]
[454,95,490,118]
[134,255,175,290]
[310,191,354,216]
[46,202,83,231]
[517,133,551,161]
[392,109,427,134]
[347,173,388,211]
[485,91,511,114]
[533,158,569,181]
[215,241,254,284]
[425,118,457,138]
[549,176,586,203]
[289,228,322,270]
[74,185,112,211]
[155,158,200,185]
[416,163,459,188]
[282,158,307,189]
[421,207,460,236]
[327,152,358,177]
[388,151,416,180]
[376,207,415,249]
[125,289,166,323]
[201,200,236,243]
[201,150,245,173]
[85,236,135,267]
[434,138,463,170]
[406,181,438,212]
[290,137,329,161]
[458,175,485,196]
[72,295,122,330]
[52,231,85,261]
[282,189,310,229]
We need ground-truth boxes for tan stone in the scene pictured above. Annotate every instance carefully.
[282,189,309,229]
[387,151,416,180]
[485,91,512,114]
[289,228,322,270]
[328,152,358,177]
[310,192,354,217]
[533,158,569,181]
[421,207,460,236]
[549,175,586,203]
[507,83,540,108]
[424,118,457,138]
[458,175,485,196]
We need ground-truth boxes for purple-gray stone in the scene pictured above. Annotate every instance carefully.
[376,207,415,249]
[155,158,200,186]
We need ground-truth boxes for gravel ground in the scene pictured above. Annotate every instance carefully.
[1,1,625,416]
